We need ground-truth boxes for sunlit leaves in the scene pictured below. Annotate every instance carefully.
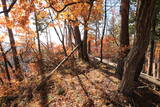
[47,0,103,24]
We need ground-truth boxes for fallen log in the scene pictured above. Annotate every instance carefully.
[92,56,160,87]
[140,73,160,86]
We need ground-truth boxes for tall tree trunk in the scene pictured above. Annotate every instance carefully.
[100,0,107,62]
[82,0,94,62]
[73,25,83,59]
[119,0,156,95]
[148,39,155,75]
[34,10,45,76]
[45,29,50,50]
[116,0,130,79]
[157,58,160,79]
[95,21,99,53]
[88,40,91,54]
[148,13,156,76]
[67,25,72,48]
[34,10,48,107]
[34,11,42,55]
[82,23,89,61]
[59,24,67,56]
[1,0,23,81]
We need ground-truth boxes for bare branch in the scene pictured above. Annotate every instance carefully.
[0,0,17,14]
[49,0,93,13]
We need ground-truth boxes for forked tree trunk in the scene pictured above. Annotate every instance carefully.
[1,0,23,81]
[116,0,130,79]
[119,0,156,95]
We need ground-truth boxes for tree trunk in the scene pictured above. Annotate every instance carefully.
[82,23,89,61]
[1,0,23,81]
[95,21,99,53]
[73,25,83,59]
[34,10,45,77]
[82,0,94,62]
[100,0,107,62]
[157,61,160,79]
[134,54,145,81]
[148,40,155,75]
[116,0,130,79]
[148,12,156,75]
[88,40,91,54]
[58,23,68,56]
[67,25,72,48]
[34,11,42,55]
[119,0,156,95]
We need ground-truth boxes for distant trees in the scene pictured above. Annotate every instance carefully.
[0,0,105,84]
[48,0,103,61]
[1,0,23,81]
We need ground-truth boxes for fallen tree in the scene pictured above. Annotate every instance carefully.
[93,56,160,87]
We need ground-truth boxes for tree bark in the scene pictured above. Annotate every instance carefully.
[116,0,130,79]
[157,61,160,79]
[73,25,83,59]
[88,40,91,54]
[82,0,94,62]
[148,40,155,75]
[34,11,42,55]
[67,24,72,48]
[148,12,156,75]
[119,0,156,95]
[134,54,145,81]
[82,23,89,61]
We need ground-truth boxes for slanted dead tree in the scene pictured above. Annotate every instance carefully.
[35,44,80,91]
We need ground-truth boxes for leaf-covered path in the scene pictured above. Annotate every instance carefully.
[1,58,160,107]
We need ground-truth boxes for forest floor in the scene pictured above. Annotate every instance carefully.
[0,57,160,107]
